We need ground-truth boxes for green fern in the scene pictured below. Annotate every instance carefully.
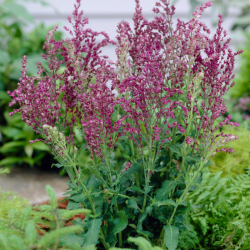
[187,169,250,249]
[0,185,91,250]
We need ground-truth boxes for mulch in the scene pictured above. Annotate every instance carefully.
[33,197,85,236]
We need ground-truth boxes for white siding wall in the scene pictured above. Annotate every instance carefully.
[24,0,244,70]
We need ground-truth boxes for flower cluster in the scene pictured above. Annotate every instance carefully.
[8,0,242,168]
[121,162,132,173]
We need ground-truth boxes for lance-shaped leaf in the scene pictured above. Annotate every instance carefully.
[164,225,179,250]
[137,207,153,231]
[106,210,128,243]
[156,180,178,201]
[82,218,102,247]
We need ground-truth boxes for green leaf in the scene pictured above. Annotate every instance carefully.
[25,144,33,158]
[0,91,11,102]
[70,193,87,203]
[164,225,179,250]
[0,141,26,153]
[83,218,102,247]
[121,163,140,184]
[32,141,51,152]
[45,185,58,209]
[24,221,37,245]
[51,163,63,168]
[156,180,178,202]
[1,3,34,23]
[169,145,182,156]
[198,217,208,235]
[157,199,177,207]
[127,198,138,210]
[38,226,83,247]
[137,207,153,231]
[0,127,21,138]
[127,237,159,250]
[115,142,125,151]
[107,210,128,243]
[0,157,22,166]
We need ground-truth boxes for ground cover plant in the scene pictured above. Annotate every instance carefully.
[7,0,243,249]
[210,125,250,176]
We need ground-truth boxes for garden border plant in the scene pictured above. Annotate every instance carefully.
[7,0,243,249]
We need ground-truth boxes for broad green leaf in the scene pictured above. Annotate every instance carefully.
[0,127,21,138]
[70,193,87,203]
[164,225,179,250]
[82,218,102,247]
[32,141,51,152]
[128,198,138,210]
[156,180,178,201]
[0,157,22,166]
[107,210,128,243]
[0,141,26,153]
[1,3,34,23]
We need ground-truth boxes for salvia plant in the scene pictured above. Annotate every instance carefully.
[7,0,243,249]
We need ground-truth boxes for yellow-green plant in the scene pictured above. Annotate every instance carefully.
[0,167,30,220]
[210,125,250,176]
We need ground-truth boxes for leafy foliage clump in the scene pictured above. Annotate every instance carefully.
[0,185,91,250]
[0,167,30,220]
[210,125,250,176]
[187,169,250,250]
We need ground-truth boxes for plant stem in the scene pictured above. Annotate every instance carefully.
[156,161,205,246]
[114,202,123,247]
[169,161,204,225]
[99,229,110,250]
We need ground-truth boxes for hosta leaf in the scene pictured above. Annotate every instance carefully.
[156,180,178,201]
[83,218,102,247]
[164,225,179,250]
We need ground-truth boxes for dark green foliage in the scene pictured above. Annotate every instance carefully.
[186,169,250,249]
